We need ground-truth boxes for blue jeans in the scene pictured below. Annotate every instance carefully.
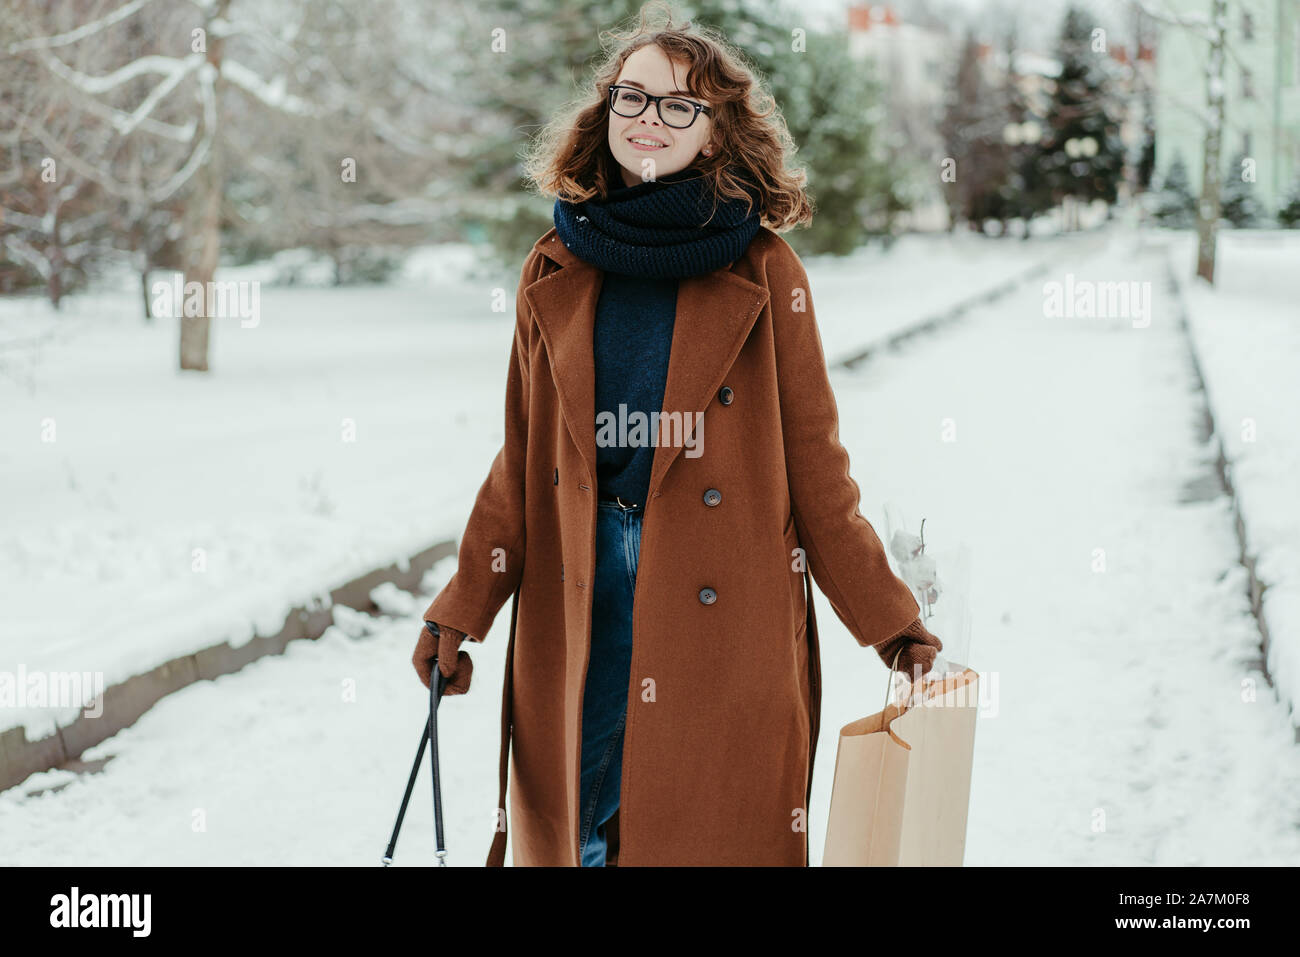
[577,498,642,867]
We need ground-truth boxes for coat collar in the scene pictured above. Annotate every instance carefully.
[524,227,771,502]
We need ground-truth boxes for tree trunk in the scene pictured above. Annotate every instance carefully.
[141,264,153,322]
[1195,0,1227,285]
[47,202,63,310]
[179,157,220,371]
[178,3,229,371]
[47,266,62,311]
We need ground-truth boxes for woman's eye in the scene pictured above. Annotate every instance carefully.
[618,91,644,104]
[665,100,691,113]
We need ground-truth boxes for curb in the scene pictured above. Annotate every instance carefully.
[0,539,458,794]
[1164,255,1293,742]
[831,227,1112,370]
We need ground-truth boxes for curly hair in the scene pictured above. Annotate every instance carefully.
[522,1,814,232]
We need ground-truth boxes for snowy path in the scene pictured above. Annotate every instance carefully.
[821,228,1300,866]
[0,231,1072,740]
[2,229,1297,866]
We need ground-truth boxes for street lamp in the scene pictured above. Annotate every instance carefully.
[1065,136,1098,158]
[1003,120,1041,145]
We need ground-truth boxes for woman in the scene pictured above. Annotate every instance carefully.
[412,6,942,867]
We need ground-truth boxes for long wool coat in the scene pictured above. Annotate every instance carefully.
[421,224,922,866]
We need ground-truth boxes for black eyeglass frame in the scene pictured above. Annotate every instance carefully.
[608,84,713,129]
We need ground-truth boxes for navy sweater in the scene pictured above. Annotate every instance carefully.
[593,272,678,504]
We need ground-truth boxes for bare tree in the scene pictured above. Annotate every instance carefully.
[3,0,455,370]
[1195,0,1227,283]
[0,1,119,306]
[1131,0,1235,285]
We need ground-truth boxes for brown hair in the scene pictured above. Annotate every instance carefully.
[522,1,814,232]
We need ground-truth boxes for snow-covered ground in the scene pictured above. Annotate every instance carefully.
[0,230,1076,740]
[797,228,1103,363]
[0,254,515,740]
[2,224,1297,866]
[1162,229,1300,733]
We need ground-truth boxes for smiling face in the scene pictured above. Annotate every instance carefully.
[607,44,714,189]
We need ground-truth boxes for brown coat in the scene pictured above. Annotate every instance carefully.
[421,224,922,866]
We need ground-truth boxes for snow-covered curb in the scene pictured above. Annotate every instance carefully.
[0,540,455,793]
[828,225,1112,369]
[1163,230,1300,739]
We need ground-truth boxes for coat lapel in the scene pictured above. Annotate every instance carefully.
[524,238,602,483]
[525,229,770,500]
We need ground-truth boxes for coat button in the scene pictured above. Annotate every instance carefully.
[698,587,717,605]
[718,386,734,406]
[703,488,721,507]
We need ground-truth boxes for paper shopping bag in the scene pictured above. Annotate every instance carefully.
[822,661,979,866]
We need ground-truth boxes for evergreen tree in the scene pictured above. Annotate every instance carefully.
[1036,5,1126,211]
[1001,29,1054,234]
[940,30,1012,232]
[690,0,902,254]
[1220,152,1264,227]
[451,0,645,265]
[1135,121,1156,192]
[1151,153,1197,228]
[1278,177,1300,228]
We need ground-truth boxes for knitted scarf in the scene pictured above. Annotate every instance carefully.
[553,167,762,279]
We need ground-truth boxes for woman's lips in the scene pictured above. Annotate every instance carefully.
[627,136,667,151]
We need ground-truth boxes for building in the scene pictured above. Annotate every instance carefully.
[846,3,955,229]
[1153,0,1300,216]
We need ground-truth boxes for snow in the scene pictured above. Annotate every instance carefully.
[2,225,1298,865]
[4,0,156,53]
[0,249,521,739]
[37,51,204,97]
[0,231,1060,741]
[1163,229,1300,731]
[798,227,1101,364]
[222,59,322,118]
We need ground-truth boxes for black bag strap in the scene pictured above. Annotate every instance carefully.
[382,628,449,866]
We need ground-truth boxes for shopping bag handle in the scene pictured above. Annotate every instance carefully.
[381,650,449,866]
[885,643,921,714]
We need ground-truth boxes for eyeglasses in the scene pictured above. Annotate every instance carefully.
[608,84,712,129]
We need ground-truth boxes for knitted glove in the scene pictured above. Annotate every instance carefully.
[412,621,473,695]
[872,616,943,681]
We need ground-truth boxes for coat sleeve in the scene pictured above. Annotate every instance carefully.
[419,251,540,643]
[767,236,922,658]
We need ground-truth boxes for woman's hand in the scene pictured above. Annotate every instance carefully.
[412,621,474,694]
[873,616,943,680]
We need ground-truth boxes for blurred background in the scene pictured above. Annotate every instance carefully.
[1,0,1298,867]
[4,0,1298,315]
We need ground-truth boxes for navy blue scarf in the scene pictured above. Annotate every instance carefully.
[553,168,762,279]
